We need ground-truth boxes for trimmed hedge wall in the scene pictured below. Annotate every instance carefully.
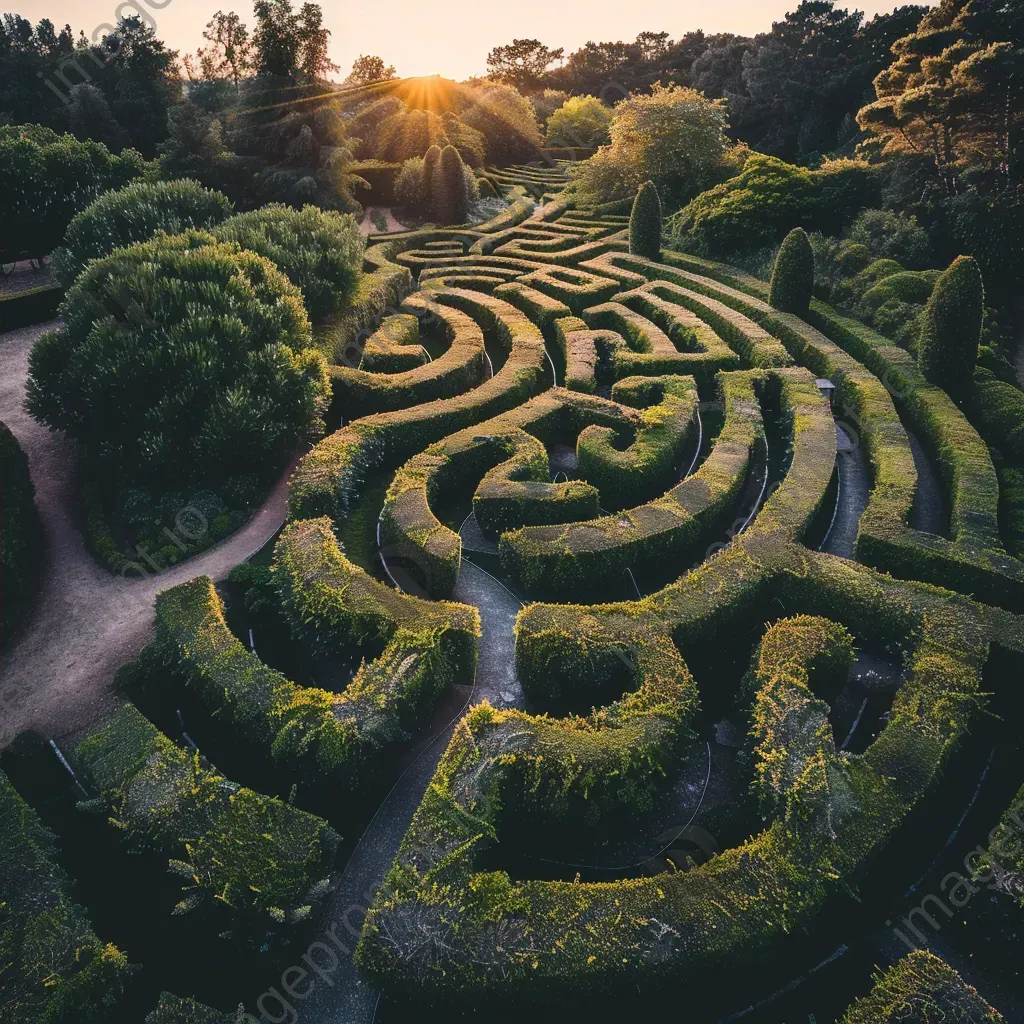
[0,769,133,1021]
[0,421,41,648]
[839,951,1003,1023]
[358,531,1017,1006]
[361,313,428,373]
[331,295,485,420]
[0,284,63,333]
[71,703,339,943]
[289,287,549,524]
[153,559,476,785]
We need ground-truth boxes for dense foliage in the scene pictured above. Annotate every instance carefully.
[0,123,145,263]
[629,180,662,260]
[52,178,234,286]
[545,95,613,149]
[211,203,364,319]
[769,227,815,315]
[0,422,40,648]
[26,231,329,491]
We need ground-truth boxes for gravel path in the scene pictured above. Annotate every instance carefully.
[820,424,870,559]
[292,555,524,1024]
[0,321,296,745]
[906,428,947,536]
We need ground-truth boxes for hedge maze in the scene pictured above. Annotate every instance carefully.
[6,186,1024,1022]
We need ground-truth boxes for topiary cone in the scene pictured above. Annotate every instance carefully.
[438,145,468,226]
[769,227,814,316]
[422,145,443,221]
[918,255,984,402]
[629,181,662,260]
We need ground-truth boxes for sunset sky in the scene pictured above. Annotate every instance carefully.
[11,0,932,81]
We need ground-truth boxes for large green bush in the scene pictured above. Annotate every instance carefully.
[0,124,146,264]
[52,178,234,286]
[436,145,470,225]
[769,227,815,315]
[629,180,662,260]
[212,204,364,320]
[459,83,543,166]
[26,231,329,490]
[545,95,612,149]
[0,422,41,648]
[918,255,985,402]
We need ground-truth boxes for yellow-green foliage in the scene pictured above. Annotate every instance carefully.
[72,704,339,941]
[0,769,134,1021]
[839,951,1003,1023]
[629,180,662,260]
[769,227,814,316]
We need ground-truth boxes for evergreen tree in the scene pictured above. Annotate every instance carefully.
[629,180,662,260]
[769,227,815,315]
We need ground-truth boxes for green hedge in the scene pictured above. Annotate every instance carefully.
[360,313,428,373]
[71,704,339,944]
[553,316,599,393]
[0,284,63,333]
[918,256,984,402]
[0,421,41,647]
[768,227,814,316]
[350,160,402,205]
[331,294,485,420]
[839,951,1003,1023]
[357,530,1013,1006]
[0,769,133,1021]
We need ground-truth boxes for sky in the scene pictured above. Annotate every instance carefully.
[9,0,932,81]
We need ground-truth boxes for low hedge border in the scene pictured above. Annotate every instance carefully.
[0,283,63,333]
[492,237,629,267]
[357,532,1019,1007]
[71,703,339,942]
[552,316,600,393]
[330,295,486,420]
[515,265,621,314]
[0,768,133,1021]
[492,281,572,335]
[288,288,549,524]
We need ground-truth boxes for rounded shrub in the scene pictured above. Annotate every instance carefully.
[769,227,815,315]
[27,231,329,491]
[211,204,365,321]
[918,255,985,402]
[52,178,233,286]
[395,156,427,211]
[629,180,662,260]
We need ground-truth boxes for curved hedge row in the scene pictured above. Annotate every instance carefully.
[0,769,133,1021]
[289,288,548,524]
[71,703,339,943]
[358,532,1019,1006]
[331,295,486,419]
[360,314,428,373]
[379,387,655,599]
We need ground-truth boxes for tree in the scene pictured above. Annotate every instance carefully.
[629,181,662,260]
[769,227,815,315]
[252,0,300,76]
[857,0,1023,195]
[67,83,129,152]
[296,3,338,78]
[486,39,563,91]
[52,178,234,285]
[460,83,542,166]
[184,11,253,91]
[27,231,329,490]
[918,254,985,401]
[545,96,612,149]
[348,54,396,85]
[572,84,733,208]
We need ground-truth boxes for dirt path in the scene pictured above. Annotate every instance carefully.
[0,321,296,745]
[358,207,409,237]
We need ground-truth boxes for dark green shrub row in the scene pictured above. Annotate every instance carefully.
[839,951,1003,1023]
[970,369,1024,463]
[0,284,63,333]
[379,387,651,598]
[350,160,403,205]
[52,179,234,287]
[71,704,339,944]
[332,295,485,420]
[0,421,41,647]
[357,531,1013,1005]
[289,288,549,524]
[0,769,133,1021]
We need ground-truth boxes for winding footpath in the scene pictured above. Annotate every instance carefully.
[0,322,296,744]
[820,424,870,559]
[296,548,524,1024]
